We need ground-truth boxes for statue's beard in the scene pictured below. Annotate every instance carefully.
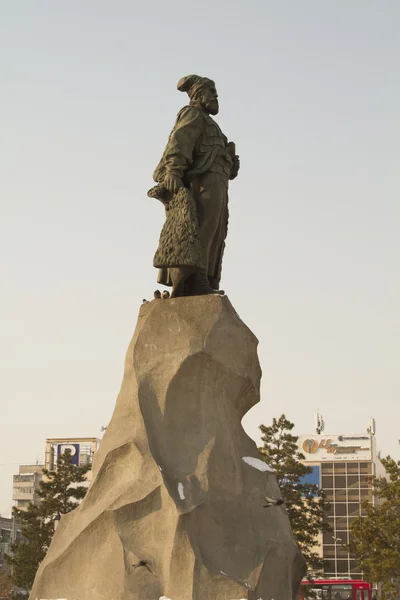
[198,94,219,115]
[207,100,219,115]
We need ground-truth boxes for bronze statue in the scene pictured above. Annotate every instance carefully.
[148,75,240,297]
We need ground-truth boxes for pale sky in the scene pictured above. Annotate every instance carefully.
[1,1,399,517]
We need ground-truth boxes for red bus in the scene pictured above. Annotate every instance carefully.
[301,579,371,600]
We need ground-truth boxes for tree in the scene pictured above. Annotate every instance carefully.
[258,414,329,575]
[0,571,13,599]
[37,449,90,519]
[348,454,400,599]
[6,450,90,591]
[6,504,53,592]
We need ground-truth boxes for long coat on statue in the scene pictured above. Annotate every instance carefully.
[149,105,237,290]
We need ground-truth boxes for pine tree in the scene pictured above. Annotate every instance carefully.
[6,450,91,591]
[258,414,329,575]
[37,449,91,519]
[348,454,400,599]
[6,504,53,592]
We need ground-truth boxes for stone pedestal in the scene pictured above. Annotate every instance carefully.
[30,296,305,600]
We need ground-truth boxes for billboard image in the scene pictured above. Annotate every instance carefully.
[57,443,80,465]
[298,434,371,462]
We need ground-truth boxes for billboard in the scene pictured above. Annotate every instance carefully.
[57,443,80,465]
[298,434,371,462]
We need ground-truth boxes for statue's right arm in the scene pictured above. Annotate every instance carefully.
[163,107,203,186]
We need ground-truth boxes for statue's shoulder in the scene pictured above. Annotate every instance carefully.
[175,105,205,126]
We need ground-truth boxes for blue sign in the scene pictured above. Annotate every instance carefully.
[57,443,80,465]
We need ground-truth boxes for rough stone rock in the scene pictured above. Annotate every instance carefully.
[30,295,305,600]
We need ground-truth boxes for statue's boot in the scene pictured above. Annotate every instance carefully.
[193,271,224,296]
[169,267,193,298]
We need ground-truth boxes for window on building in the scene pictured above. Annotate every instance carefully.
[347,488,360,503]
[322,463,334,475]
[336,546,350,558]
[322,475,334,488]
[335,488,347,501]
[334,463,346,475]
[348,503,361,517]
[347,475,361,488]
[323,546,336,558]
[323,559,335,574]
[335,504,347,517]
[359,463,372,474]
[336,560,350,575]
[323,531,336,545]
[336,530,349,545]
[335,475,346,488]
[347,463,360,474]
[335,517,347,529]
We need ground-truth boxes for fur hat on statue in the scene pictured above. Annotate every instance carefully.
[177,74,215,99]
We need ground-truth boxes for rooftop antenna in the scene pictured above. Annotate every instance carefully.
[315,413,325,435]
[367,417,376,436]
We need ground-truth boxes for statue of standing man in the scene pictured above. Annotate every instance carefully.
[148,75,240,297]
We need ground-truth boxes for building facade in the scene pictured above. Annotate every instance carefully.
[298,428,385,579]
[12,464,44,511]
[10,438,100,517]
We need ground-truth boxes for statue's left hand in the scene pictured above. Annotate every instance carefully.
[163,174,184,194]
[230,155,240,180]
